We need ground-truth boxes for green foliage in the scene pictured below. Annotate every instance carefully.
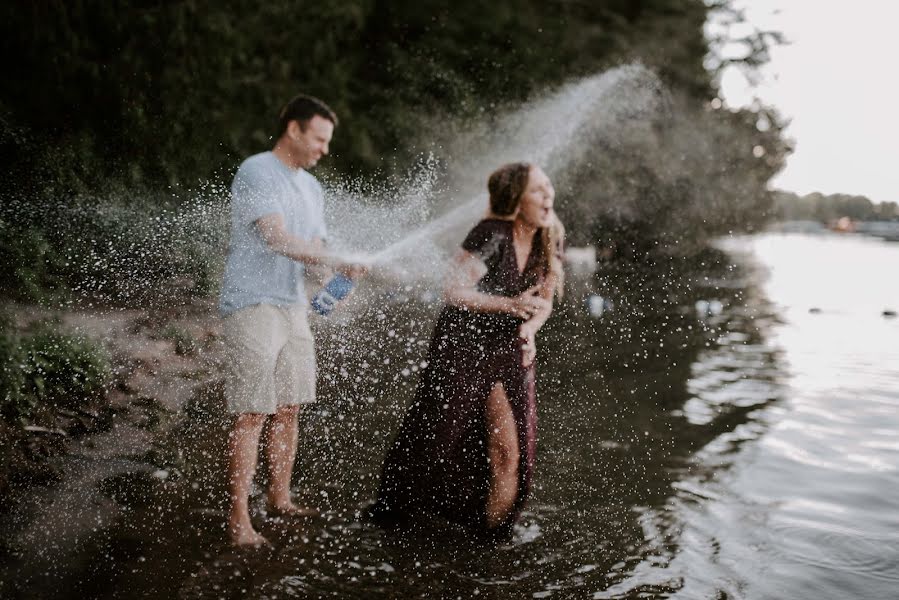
[560,97,791,252]
[0,191,226,305]
[0,314,28,423]
[0,217,69,304]
[0,0,719,189]
[157,325,199,357]
[0,319,111,424]
[0,1,789,300]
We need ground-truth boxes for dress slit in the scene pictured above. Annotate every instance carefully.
[484,381,522,527]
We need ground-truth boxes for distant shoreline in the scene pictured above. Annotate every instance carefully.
[768,219,899,242]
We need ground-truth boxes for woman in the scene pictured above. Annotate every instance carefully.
[373,162,565,539]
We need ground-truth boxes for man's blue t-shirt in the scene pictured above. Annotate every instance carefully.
[219,152,328,316]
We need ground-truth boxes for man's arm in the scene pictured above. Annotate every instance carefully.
[255,213,364,277]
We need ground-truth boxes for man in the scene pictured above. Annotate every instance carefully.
[219,94,362,547]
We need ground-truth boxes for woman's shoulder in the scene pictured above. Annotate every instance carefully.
[462,218,511,255]
[473,217,513,233]
[470,217,513,238]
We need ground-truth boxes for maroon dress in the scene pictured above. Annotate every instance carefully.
[373,219,547,537]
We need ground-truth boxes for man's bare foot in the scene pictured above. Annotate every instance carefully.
[229,523,271,547]
[267,500,319,518]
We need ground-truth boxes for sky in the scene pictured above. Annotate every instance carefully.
[713,0,899,203]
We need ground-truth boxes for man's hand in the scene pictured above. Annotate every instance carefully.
[336,262,369,279]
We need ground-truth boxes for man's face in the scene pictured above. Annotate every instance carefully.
[291,115,334,169]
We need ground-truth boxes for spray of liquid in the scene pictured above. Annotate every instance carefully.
[323,64,664,289]
[0,64,664,309]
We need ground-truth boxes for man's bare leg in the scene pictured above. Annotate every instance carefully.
[485,382,520,529]
[227,413,269,546]
[266,405,317,516]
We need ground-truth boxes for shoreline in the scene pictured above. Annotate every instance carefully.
[0,299,225,593]
[0,240,783,596]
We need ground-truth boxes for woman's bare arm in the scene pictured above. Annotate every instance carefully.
[443,250,549,320]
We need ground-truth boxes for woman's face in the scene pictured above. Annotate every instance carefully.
[515,166,555,228]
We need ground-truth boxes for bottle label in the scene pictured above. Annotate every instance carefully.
[311,273,354,315]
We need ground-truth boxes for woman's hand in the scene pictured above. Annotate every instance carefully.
[508,285,551,320]
[519,324,537,367]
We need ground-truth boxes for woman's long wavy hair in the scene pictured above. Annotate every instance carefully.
[487,162,565,298]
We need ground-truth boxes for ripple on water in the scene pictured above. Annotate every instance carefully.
[761,436,888,474]
[769,519,899,584]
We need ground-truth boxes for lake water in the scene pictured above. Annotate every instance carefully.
[2,232,898,599]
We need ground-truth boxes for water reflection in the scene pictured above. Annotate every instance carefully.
[620,233,899,600]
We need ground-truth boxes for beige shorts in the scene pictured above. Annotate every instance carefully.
[222,303,316,414]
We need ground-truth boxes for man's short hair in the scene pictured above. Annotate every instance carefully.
[277,94,338,137]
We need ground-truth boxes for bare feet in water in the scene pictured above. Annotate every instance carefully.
[267,500,319,518]
[228,522,271,548]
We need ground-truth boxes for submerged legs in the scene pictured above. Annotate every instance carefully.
[485,382,520,529]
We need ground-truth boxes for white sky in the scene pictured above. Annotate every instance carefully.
[714,0,899,203]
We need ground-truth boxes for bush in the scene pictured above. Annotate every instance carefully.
[0,319,111,424]
[0,318,28,422]
[0,192,227,307]
[157,325,199,356]
[0,218,68,304]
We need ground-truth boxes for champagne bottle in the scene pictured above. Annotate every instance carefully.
[310,273,355,316]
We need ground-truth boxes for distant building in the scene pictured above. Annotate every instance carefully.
[829,216,856,233]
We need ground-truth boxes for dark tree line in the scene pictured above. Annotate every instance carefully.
[0,1,791,303]
[2,0,773,188]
